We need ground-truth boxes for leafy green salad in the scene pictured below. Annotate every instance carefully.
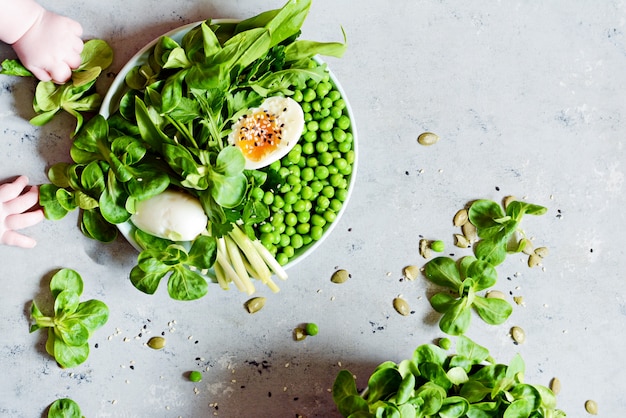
[33,0,353,301]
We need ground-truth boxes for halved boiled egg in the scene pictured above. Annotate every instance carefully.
[131,189,208,241]
[228,96,305,170]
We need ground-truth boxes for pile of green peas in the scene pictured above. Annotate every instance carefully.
[250,62,355,266]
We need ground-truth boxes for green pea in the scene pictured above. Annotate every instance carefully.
[312,111,324,121]
[322,185,335,198]
[328,90,341,101]
[292,90,303,102]
[285,212,298,226]
[316,82,331,98]
[324,210,337,223]
[250,187,264,201]
[330,198,343,212]
[333,128,347,143]
[329,106,342,119]
[285,226,296,236]
[317,195,330,209]
[315,166,330,180]
[328,165,338,175]
[273,195,284,209]
[302,142,315,154]
[301,167,314,182]
[302,88,316,102]
[304,323,319,336]
[312,100,322,112]
[315,141,328,153]
[278,167,290,178]
[297,211,310,224]
[287,174,300,186]
[307,120,319,132]
[284,191,298,205]
[337,115,351,130]
[339,165,352,176]
[336,188,349,202]
[279,234,290,247]
[189,371,202,382]
[296,223,310,235]
[301,186,314,201]
[259,222,273,234]
[320,108,331,118]
[301,101,312,113]
[334,98,346,109]
[283,245,295,258]
[287,149,301,164]
[319,117,334,132]
[303,131,317,143]
[277,252,289,266]
[319,152,333,166]
[293,200,307,212]
[334,158,348,171]
[311,214,326,227]
[310,181,324,193]
[320,131,334,143]
[291,234,304,249]
[321,97,333,109]
[310,225,324,241]
[261,232,275,246]
[302,235,312,245]
[306,157,318,168]
[338,141,352,153]
[345,150,355,164]
[271,212,284,226]
[329,173,344,188]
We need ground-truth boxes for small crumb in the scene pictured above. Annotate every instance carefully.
[438,169,444,173]
[125,379,130,384]
[283,387,287,392]
[316,289,322,293]
[166,406,171,410]
[123,337,130,342]
[285,363,290,368]
[338,361,342,367]
[111,400,117,405]
[188,336,193,340]
[120,365,125,369]
[330,296,336,301]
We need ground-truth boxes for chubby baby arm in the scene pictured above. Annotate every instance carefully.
[0,0,83,83]
[0,176,44,248]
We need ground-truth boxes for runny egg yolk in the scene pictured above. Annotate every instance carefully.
[234,109,283,162]
[229,96,305,170]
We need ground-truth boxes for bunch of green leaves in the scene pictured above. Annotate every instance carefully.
[423,199,547,336]
[47,398,84,418]
[30,269,109,368]
[332,336,566,418]
[0,39,113,134]
[129,230,217,300]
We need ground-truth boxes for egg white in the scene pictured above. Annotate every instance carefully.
[130,190,208,241]
[228,96,305,170]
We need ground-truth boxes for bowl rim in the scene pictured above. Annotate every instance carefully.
[100,19,358,272]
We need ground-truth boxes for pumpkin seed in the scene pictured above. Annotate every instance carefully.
[585,399,598,415]
[461,222,477,242]
[520,238,534,255]
[393,297,411,316]
[417,132,439,146]
[331,269,350,284]
[147,336,166,350]
[549,377,561,395]
[503,195,516,208]
[486,290,506,300]
[534,246,549,258]
[419,239,431,259]
[244,297,266,314]
[293,327,307,341]
[454,234,470,248]
[510,326,526,344]
[513,296,525,306]
[453,209,469,227]
[403,265,420,281]
[528,253,541,268]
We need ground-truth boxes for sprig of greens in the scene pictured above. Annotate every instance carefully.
[332,336,566,418]
[0,39,113,134]
[47,398,84,418]
[423,198,547,335]
[30,269,109,368]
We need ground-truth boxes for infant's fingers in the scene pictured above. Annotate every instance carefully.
[0,176,30,201]
[50,64,73,84]
[1,229,37,248]
[5,210,45,231]
[28,66,53,82]
[3,187,41,216]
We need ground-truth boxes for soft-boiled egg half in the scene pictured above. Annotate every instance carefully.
[130,190,208,241]
[228,96,305,170]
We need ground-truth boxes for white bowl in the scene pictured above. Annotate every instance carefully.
[100,20,358,272]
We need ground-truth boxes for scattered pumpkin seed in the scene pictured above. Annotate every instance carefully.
[510,326,526,344]
[549,377,561,395]
[419,239,431,259]
[244,297,266,314]
[461,222,478,242]
[293,327,307,341]
[486,290,507,300]
[513,296,525,306]
[520,238,534,255]
[534,246,549,258]
[454,234,470,248]
[453,209,469,227]
[393,297,411,316]
[403,265,420,281]
[528,253,542,268]
[438,337,452,350]
[584,399,598,415]
[430,240,445,252]
[417,132,439,146]
[503,195,516,208]
[147,336,166,350]
[331,269,350,284]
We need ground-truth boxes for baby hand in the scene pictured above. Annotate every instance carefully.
[0,176,45,248]
[12,10,83,84]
